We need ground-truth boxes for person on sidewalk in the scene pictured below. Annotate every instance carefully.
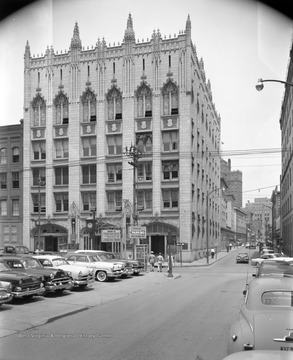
[210,248,215,259]
[149,251,156,272]
[157,253,164,272]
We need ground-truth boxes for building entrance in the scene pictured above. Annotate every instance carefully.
[45,236,58,252]
[151,235,164,255]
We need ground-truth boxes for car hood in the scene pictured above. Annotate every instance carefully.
[0,271,41,284]
[253,312,293,350]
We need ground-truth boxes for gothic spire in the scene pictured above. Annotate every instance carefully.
[70,22,82,50]
[124,13,135,43]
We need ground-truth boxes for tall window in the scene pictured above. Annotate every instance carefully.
[162,189,179,209]
[82,137,96,157]
[12,199,20,216]
[136,82,152,117]
[107,86,122,120]
[107,191,122,211]
[107,135,122,155]
[12,147,20,163]
[136,134,152,154]
[55,193,68,212]
[54,92,69,125]
[107,164,122,183]
[137,190,152,210]
[12,172,19,188]
[32,194,46,213]
[55,167,68,185]
[0,173,7,189]
[162,80,178,115]
[82,192,96,211]
[137,162,152,181]
[82,165,96,184]
[55,140,69,159]
[0,148,7,164]
[32,141,46,160]
[32,168,46,186]
[0,199,7,215]
[81,88,97,122]
[32,94,46,127]
[162,161,179,180]
[162,131,178,152]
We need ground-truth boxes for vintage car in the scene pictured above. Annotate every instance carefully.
[228,277,293,354]
[1,256,73,295]
[0,260,44,299]
[236,252,249,264]
[33,255,94,289]
[222,350,292,359]
[250,254,281,266]
[75,250,144,276]
[0,280,13,306]
[253,260,293,278]
[66,253,123,282]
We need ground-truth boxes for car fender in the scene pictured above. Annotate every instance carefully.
[228,314,254,354]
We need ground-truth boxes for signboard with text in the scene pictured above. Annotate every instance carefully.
[130,226,146,239]
[101,229,121,242]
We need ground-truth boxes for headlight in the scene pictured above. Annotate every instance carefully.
[78,271,82,278]
[50,274,54,279]
[67,271,72,276]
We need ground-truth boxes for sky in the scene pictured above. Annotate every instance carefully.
[0,0,292,204]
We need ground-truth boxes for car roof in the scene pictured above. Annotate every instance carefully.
[248,277,293,291]
[34,255,63,260]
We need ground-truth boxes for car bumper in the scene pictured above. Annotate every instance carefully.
[72,277,94,287]
[12,286,45,298]
[0,292,13,304]
[45,280,74,292]
[108,271,122,278]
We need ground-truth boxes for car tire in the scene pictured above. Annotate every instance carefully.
[55,289,65,294]
[96,271,108,282]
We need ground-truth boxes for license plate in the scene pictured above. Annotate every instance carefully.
[280,346,293,351]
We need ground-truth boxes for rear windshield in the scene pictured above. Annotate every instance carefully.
[262,291,293,307]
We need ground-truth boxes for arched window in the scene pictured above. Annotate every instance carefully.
[106,86,122,120]
[54,92,69,125]
[0,148,7,164]
[136,82,152,118]
[32,94,46,127]
[81,88,96,122]
[162,80,178,116]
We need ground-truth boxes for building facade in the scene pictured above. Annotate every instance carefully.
[221,158,243,208]
[22,15,221,262]
[0,123,23,246]
[280,40,293,256]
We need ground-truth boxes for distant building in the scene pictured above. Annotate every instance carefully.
[279,39,293,256]
[0,122,23,246]
[221,158,243,208]
[22,15,222,262]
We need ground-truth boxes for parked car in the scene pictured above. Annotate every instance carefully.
[228,277,293,354]
[236,252,249,264]
[33,255,94,289]
[74,250,128,278]
[0,280,13,306]
[1,256,73,295]
[66,253,123,282]
[0,260,45,299]
[0,244,35,256]
[251,254,280,266]
[108,252,145,275]
[222,350,292,359]
[253,260,293,278]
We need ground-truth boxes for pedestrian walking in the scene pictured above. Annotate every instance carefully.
[157,253,164,272]
[210,248,215,259]
[149,251,156,272]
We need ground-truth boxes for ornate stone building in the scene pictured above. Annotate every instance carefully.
[22,15,221,262]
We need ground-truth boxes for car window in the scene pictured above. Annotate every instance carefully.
[98,254,109,261]
[8,260,23,269]
[40,259,52,267]
[67,256,75,261]
[89,256,99,262]
[23,259,39,268]
[53,258,68,266]
[77,256,88,262]
[262,291,293,307]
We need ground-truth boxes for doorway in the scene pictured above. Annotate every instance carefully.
[45,236,58,252]
[151,235,164,255]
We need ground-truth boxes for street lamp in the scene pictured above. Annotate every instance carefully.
[255,78,293,91]
[206,187,223,264]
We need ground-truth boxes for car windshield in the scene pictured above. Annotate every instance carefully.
[23,258,42,268]
[96,254,110,261]
[0,262,12,271]
[52,258,69,266]
[262,291,293,307]
[103,253,116,260]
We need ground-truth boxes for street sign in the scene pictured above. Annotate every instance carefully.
[101,229,121,242]
[130,226,146,239]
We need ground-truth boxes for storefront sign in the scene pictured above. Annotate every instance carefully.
[102,229,121,242]
[130,226,146,239]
